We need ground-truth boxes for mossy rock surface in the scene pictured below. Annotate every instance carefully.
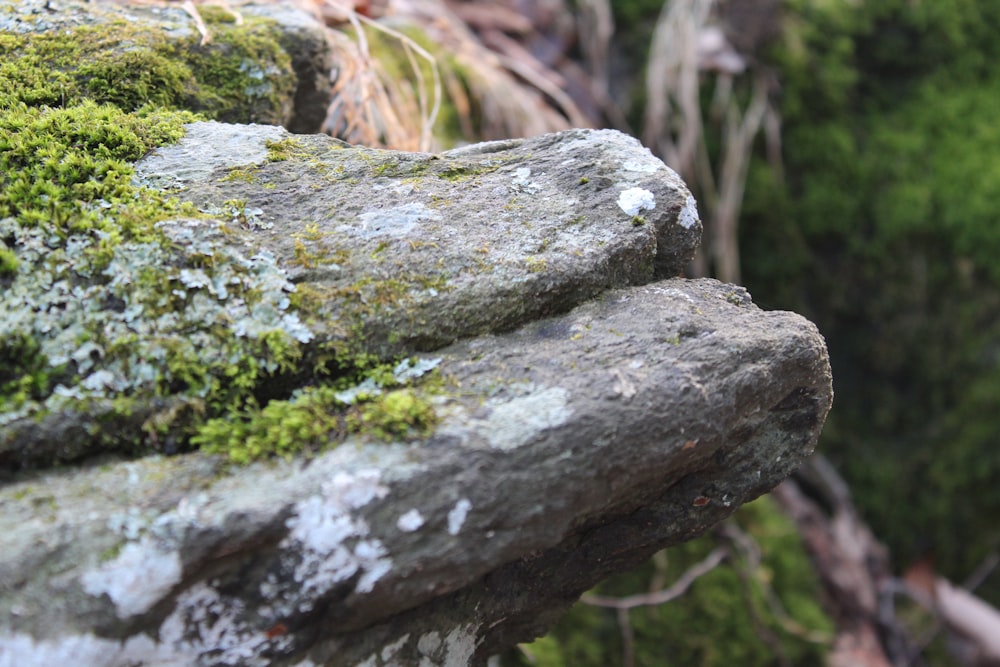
[0,3,834,664]
[1,118,700,470]
[0,278,831,666]
[0,0,311,122]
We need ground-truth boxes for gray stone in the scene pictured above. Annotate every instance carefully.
[0,13,829,659]
[1,124,701,470]
[0,278,831,666]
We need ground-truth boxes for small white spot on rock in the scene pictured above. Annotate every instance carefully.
[617,187,656,216]
[354,540,392,593]
[355,202,442,238]
[282,469,393,601]
[80,539,182,618]
[80,369,117,392]
[397,509,425,532]
[610,368,637,399]
[381,634,411,661]
[623,159,659,173]
[447,499,472,536]
[678,194,700,229]
[483,386,573,450]
[417,631,442,655]
[511,167,539,193]
[415,624,482,667]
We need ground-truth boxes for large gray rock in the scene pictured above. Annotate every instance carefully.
[0,278,830,666]
[0,80,829,665]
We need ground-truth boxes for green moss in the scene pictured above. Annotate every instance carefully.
[0,13,294,121]
[192,358,442,463]
[0,8,448,470]
[738,0,1000,597]
[0,246,18,276]
[173,14,296,124]
[0,15,313,465]
[266,137,307,161]
[222,166,260,184]
[353,388,437,441]
[289,223,352,269]
[525,256,548,273]
[0,331,60,412]
[192,385,345,464]
[436,161,502,182]
[0,102,195,235]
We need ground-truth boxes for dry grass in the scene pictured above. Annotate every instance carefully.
[113,0,604,149]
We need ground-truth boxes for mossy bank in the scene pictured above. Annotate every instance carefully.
[0,1,442,470]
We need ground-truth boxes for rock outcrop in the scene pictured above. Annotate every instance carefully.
[0,3,832,666]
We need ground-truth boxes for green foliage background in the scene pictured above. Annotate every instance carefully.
[740,0,1000,591]
[502,497,831,667]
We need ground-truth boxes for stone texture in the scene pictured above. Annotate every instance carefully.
[0,7,831,663]
[0,278,831,666]
[134,122,702,344]
[1,124,701,470]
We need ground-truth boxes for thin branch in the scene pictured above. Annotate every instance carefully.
[725,522,792,667]
[580,547,727,610]
[720,521,833,645]
[965,550,1000,592]
[351,11,443,151]
[713,71,770,283]
[497,46,591,127]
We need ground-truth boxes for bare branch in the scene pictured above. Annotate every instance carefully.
[580,547,727,610]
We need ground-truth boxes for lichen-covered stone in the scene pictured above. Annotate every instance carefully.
[1,122,701,470]
[0,0,331,129]
[0,279,830,666]
[0,2,832,664]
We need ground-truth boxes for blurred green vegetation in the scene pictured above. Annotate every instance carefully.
[501,497,832,666]
[740,0,1000,592]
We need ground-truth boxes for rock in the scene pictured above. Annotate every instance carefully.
[0,4,831,665]
[1,123,701,470]
[0,0,333,131]
[0,278,830,666]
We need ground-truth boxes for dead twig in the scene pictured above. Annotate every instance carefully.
[580,547,727,610]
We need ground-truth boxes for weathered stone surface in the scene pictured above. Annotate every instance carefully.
[135,122,701,340]
[0,11,829,661]
[1,124,700,470]
[0,278,831,666]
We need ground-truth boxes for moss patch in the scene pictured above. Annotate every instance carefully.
[192,358,440,464]
[0,11,295,122]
